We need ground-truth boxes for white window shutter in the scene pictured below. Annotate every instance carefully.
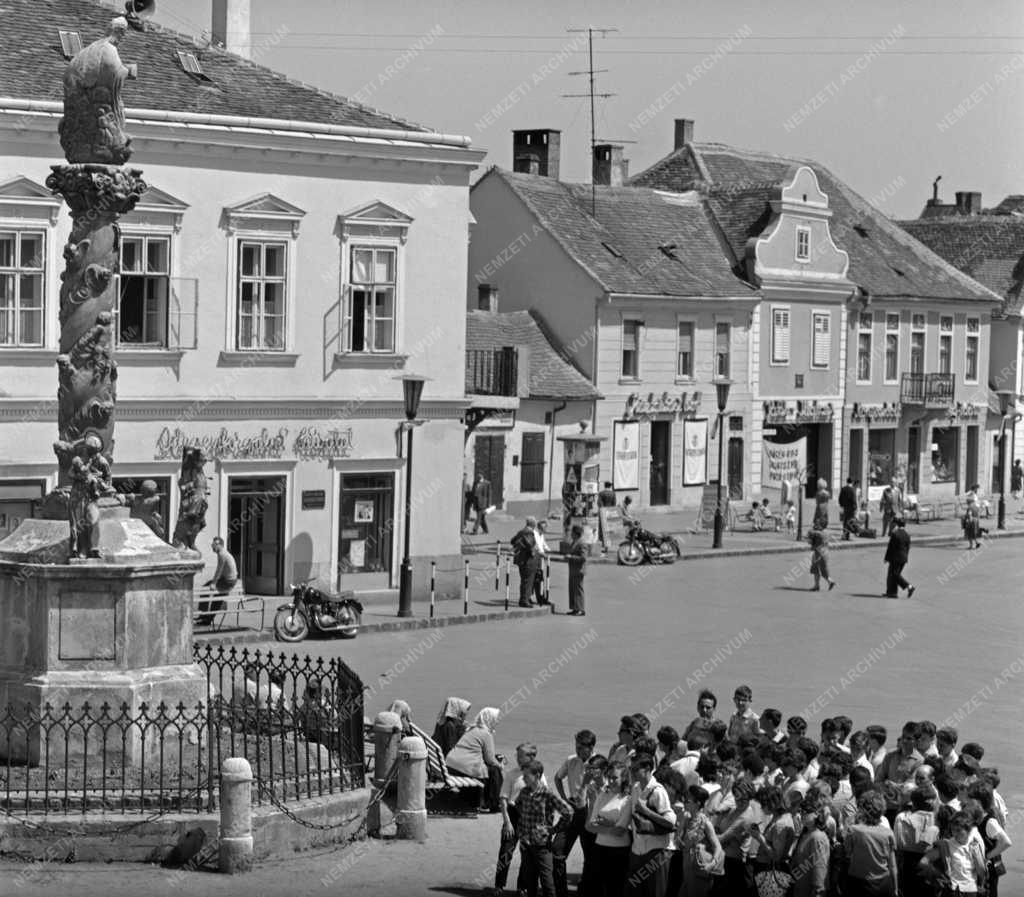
[813,313,831,366]
[773,308,790,363]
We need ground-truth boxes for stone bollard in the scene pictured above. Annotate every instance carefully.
[219,757,254,874]
[395,734,427,841]
[367,710,401,836]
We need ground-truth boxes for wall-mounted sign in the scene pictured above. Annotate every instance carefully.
[763,400,835,425]
[155,426,288,461]
[624,391,702,421]
[682,418,708,485]
[477,410,516,429]
[301,489,326,510]
[294,427,354,460]
[612,420,640,490]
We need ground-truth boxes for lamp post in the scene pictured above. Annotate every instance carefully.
[397,375,427,617]
[712,380,732,549]
[996,390,1015,530]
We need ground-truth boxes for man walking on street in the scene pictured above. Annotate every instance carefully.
[472,472,491,535]
[512,516,540,607]
[883,517,915,599]
[838,478,857,540]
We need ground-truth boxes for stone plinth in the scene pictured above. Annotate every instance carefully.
[0,508,205,765]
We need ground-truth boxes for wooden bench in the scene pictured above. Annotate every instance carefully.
[193,582,265,631]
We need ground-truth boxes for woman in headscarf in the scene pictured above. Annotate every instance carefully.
[445,706,504,812]
[387,699,414,736]
[432,696,472,755]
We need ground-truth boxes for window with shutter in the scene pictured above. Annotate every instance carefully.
[677,321,694,378]
[771,306,791,364]
[520,432,546,492]
[812,312,831,368]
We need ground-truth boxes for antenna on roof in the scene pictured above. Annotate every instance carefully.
[564,25,618,217]
[124,0,156,30]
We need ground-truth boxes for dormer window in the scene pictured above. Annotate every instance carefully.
[176,50,212,81]
[58,31,83,59]
[795,226,811,261]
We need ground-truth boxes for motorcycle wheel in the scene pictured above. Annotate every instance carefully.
[617,541,644,566]
[274,607,309,643]
[658,538,681,561]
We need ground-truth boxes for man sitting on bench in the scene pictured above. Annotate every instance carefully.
[198,536,238,626]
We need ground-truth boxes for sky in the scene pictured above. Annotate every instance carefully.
[155,0,1024,220]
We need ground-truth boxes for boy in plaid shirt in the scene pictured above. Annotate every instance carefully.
[515,760,573,897]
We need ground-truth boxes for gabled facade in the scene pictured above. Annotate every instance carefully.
[0,0,484,600]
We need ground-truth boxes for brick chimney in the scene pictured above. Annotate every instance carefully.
[212,0,251,60]
[674,119,694,150]
[512,129,561,179]
[955,191,983,215]
[593,144,629,186]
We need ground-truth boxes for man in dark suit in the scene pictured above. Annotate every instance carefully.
[838,478,857,540]
[472,473,491,535]
[511,516,540,607]
[883,517,916,599]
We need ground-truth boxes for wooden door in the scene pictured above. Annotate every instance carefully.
[474,435,505,507]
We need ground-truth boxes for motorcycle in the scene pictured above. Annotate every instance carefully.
[273,581,363,642]
[617,519,681,566]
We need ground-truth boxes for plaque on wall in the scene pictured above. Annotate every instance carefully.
[301,490,326,510]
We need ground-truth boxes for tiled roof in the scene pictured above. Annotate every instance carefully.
[630,143,999,303]
[990,195,1024,216]
[899,216,1024,314]
[1,0,428,134]
[466,310,600,400]
[490,168,753,298]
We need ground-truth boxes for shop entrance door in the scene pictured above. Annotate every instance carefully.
[649,421,670,505]
[338,474,395,590]
[228,477,285,596]
[474,435,504,507]
[728,437,744,500]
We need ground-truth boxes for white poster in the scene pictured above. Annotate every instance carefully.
[348,539,366,567]
[762,438,807,489]
[612,421,640,490]
[683,419,709,485]
[353,500,374,523]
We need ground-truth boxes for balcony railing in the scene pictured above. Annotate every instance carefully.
[466,347,519,396]
[900,372,955,406]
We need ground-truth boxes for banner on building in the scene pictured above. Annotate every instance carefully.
[612,420,640,490]
[683,419,709,485]
[762,438,807,489]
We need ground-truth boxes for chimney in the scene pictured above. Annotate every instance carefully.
[477,284,498,312]
[512,129,561,179]
[212,0,251,60]
[592,144,629,187]
[673,119,695,150]
[954,191,982,215]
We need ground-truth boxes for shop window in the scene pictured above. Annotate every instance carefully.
[931,427,958,484]
[0,230,45,347]
[868,429,895,487]
[520,432,546,492]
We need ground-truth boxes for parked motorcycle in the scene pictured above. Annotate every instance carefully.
[273,581,363,642]
[617,519,681,566]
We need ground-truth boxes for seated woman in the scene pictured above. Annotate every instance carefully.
[387,699,415,737]
[432,696,472,756]
[445,706,504,811]
[855,501,871,530]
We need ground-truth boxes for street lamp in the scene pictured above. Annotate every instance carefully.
[996,389,1016,530]
[712,380,732,549]
[396,374,428,617]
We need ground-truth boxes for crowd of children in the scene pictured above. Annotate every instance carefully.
[484,685,1012,897]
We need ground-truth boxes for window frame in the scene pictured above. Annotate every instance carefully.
[938,315,953,375]
[810,309,831,370]
[519,431,546,493]
[795,225,811,262]
[116,231,172,348]
[0,229,46,348]
[964,317,980,384]
[770,304,791,366]
[910,314,926,375]
[344,244,399,355]
[620,317,641,381]
[883,311,900,385]
[235,238,289,352]
[856,311,873,384]
[714,318,731,380]
[676,318,696,380]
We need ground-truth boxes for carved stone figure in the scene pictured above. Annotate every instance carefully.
[65,434,114,558]
[172,448,209,551]
[59,17,138,165]
[128,479,165,540]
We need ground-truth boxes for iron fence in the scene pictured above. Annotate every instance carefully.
[0,644,364,817]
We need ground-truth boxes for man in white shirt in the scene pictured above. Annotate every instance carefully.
[553,730,596,897]
[628,755,676,895]
[533,520,550,606]
[670,733,707,789]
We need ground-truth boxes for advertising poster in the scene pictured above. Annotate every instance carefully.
[762,438,807,489]
[353,500,374,523]
[612,420,640,490]
[683,419,709,485]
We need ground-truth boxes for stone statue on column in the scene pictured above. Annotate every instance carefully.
[172,447,209,552]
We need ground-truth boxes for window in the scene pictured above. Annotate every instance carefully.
[965,317,979,382]
[795,226,810,261]
[771,306,791,364]
[117,235,169,346]
[931,426,958,485]
[520,432,546,492]
[811,311,831,368]
[868,429,896,487]
[0,231,44,347]
[715,321,731,379]
[938,315,953,375]
[910,314,925,374]
[346,247,396,353]
[856,312,873,382]
[237,240,287,351]
[621,319,640,379]
[884,312,899,383]
[676,320,694,378]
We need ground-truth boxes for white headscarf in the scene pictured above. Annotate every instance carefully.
[387,700,412,725]
[436,696,472,727]
[472,707,500,732]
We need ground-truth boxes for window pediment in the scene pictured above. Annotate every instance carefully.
[337,200,413,244]
[224,193,306,237]
[124,185,190,232]
[0,175,61,224]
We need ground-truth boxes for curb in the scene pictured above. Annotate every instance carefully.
[196,605,551,647]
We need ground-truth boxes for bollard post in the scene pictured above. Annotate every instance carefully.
[544,555,551,608]
[504,555,511,612]
[463,558,470,614]
[430,561,436,619]
[494,542,501,592]
[219,757,254,874]
[396,734,428,841]
[368,710,402,836]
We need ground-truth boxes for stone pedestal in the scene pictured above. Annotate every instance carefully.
[0,507,205,765]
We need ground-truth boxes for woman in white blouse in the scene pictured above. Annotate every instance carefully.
[589,762,633,897]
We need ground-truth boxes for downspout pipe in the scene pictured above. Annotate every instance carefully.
[547,400,568,519]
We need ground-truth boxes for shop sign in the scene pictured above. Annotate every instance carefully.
[301,490,326,510]
[293,427,354,460]
[155,426,288,461]
[624,391,701,421]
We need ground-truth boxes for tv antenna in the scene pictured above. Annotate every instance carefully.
[564,26,618,215]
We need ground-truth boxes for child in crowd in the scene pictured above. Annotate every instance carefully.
[761,497,780,532]
[784,500,797,534]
